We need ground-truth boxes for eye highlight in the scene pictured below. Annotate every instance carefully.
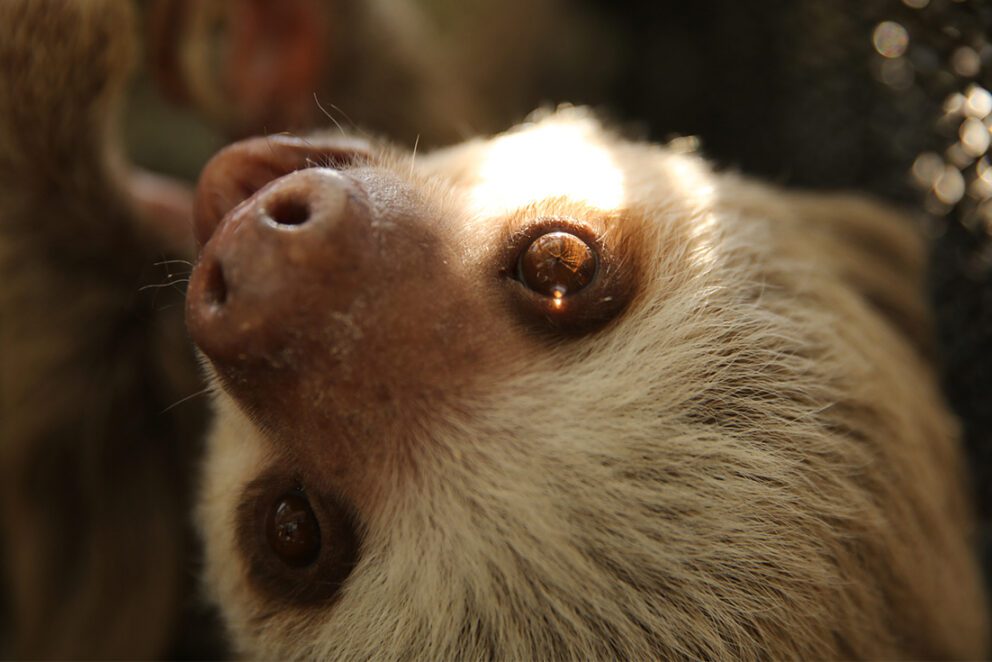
[518,231,597,298]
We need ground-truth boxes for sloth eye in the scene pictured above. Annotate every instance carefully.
[517,231,597,298]
[502,220,632,335]
[239,477,360,604]
[266,491,321,567]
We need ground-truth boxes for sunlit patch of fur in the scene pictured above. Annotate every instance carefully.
[199,110,988,660]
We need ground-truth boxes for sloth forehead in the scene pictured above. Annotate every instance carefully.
[419,112,717,229]
[466,119,627,215]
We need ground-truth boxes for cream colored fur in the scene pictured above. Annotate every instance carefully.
[198,109,988,659]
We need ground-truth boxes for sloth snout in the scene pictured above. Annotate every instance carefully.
[186,167,369,368]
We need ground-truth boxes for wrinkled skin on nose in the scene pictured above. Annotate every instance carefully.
[186,135,503,478]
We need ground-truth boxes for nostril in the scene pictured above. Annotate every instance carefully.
[265,196,310,228]
[202,258,228,307]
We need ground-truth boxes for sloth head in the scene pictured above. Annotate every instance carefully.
[186,109,988,659]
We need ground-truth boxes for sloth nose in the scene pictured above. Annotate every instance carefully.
[186,167,371,366]
[251,167,349,233]
[191,134,370,245]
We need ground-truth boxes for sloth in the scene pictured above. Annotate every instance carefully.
[1,0,988,660]
[188,116,989,660]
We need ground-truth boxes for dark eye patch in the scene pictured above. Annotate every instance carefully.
[237,473,360,606]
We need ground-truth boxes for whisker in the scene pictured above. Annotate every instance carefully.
[328,103,360,132]
[314,93,346,136]
[157,268,193,278]
[410,133,420,178]
[137,278,190,293]
[160,386,213,414]
[154,259,194,268]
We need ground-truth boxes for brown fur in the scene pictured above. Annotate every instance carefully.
[0,1,210,657]
[196,113,989,659]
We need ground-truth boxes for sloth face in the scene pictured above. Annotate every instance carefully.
[187,110,987,659]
